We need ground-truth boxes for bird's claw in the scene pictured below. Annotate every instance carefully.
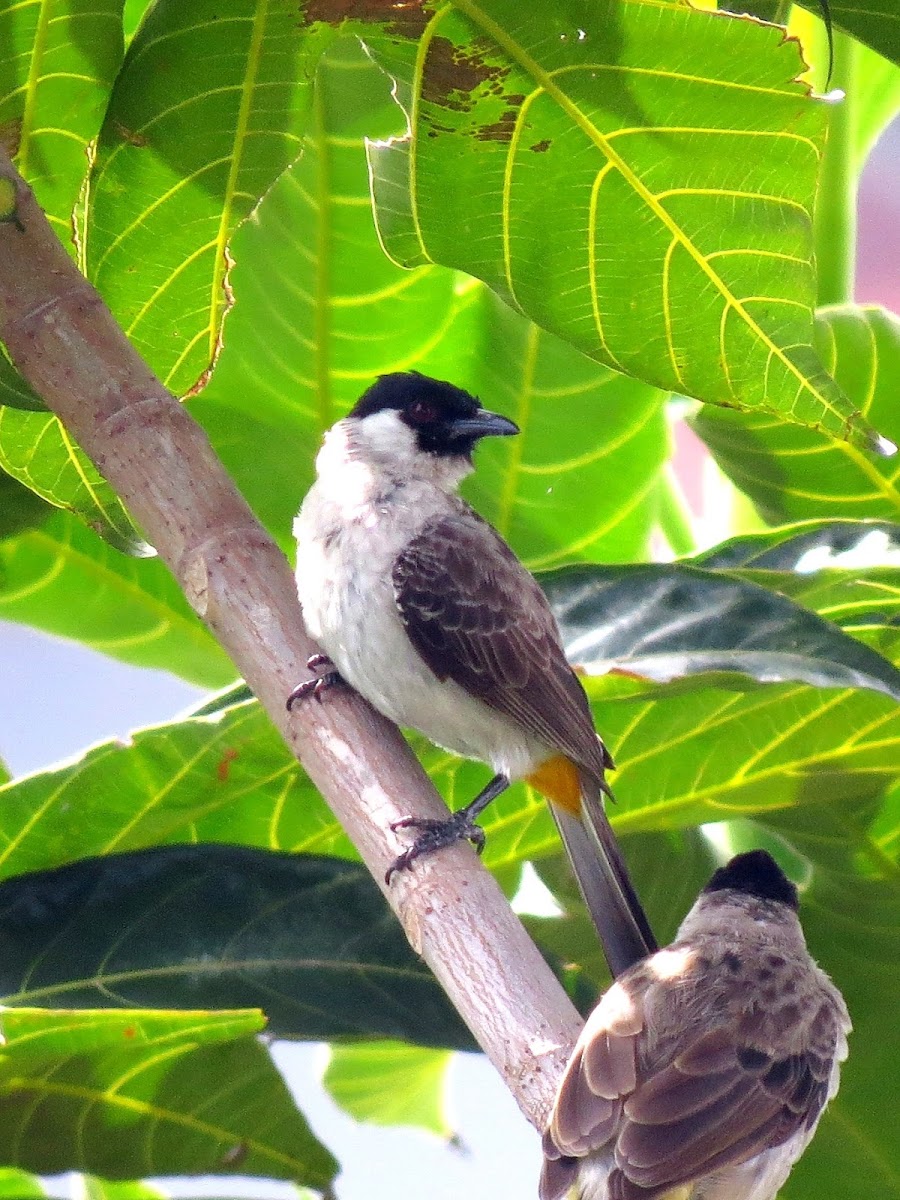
[385,810,486,884]
[286,654,344,710]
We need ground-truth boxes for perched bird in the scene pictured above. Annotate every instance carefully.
[541,849,850,1200]
[291,371,656,975]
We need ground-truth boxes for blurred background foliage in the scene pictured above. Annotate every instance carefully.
[0,0,898,1197]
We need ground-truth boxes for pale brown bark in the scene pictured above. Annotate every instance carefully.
[0,153,582,1128]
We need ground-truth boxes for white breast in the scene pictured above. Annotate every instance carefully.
[293,458,544,779]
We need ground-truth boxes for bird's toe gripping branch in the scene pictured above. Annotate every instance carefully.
[385,773,509,883]
[286,653,344,708]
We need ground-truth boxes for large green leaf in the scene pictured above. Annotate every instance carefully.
[86,0,330,395]
[3,547,900,880]
[693,305,900,524]
[0,509,233,686]
[192,38,666,565]
[0,697,348,882]
[0,845,474,1049]
[460,295,666,568]
[0,1008,336,1185]
[0,1006,264,1058]
[541,558,900,698]
[360,0,881,448]
[0,0,332,539]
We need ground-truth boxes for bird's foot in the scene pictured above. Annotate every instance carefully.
[385,809,486,883]
[287,654,344,709]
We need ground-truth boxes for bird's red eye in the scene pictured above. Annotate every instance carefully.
[407,399,439,424]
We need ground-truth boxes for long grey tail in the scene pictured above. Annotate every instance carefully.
[551,788,657,978]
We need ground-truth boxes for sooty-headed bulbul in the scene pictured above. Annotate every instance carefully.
[541,850,850,1200]
[291,371,656,975]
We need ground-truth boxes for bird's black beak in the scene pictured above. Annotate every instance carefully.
[451,409,519,440]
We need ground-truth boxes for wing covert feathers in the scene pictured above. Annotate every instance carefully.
[541,935,848,1200]
[392,510,611,783]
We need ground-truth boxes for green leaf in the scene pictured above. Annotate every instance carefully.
[0,508,234,687]
[84,1180,165,1200]
[0,845,475,1050]
[0,0,125,412]
[0,1170,45,1198]
[541,558,900,698]
[594,677,899,841]
[0,471,47,540]
[86,0,331,395]
[189,36,478,543]
[0,0,124,237]
[461,295,666,568]
[0,697,346,881]
[0,1012,336,1185]
[0,407,144,551]
[809,0,900,65]
[693,305,900,524]
[192,38,666,564]
[363,0,880,448]
[695,520,900,664]
[0,1007,265,1058]
[325,1041,453,1134]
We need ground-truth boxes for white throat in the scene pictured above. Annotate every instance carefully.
[315,413,474,509]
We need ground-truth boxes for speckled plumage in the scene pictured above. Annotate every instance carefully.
[541,854,850,1200]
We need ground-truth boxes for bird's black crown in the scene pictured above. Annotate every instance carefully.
[348,372,509,458]
[704,849,799,910]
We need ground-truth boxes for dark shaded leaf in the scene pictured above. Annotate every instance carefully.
[694,519,900,571]
[0,472,48,541]
[693,520,900,667]
[0,844,475,1050]
[802,0,900,65]
[540,559,900,699]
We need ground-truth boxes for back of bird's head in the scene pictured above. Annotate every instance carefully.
[704,849,799,910]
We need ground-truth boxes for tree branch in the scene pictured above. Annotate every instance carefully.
[0,152,582,1129]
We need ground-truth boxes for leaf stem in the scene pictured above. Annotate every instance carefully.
[814,31,858,307]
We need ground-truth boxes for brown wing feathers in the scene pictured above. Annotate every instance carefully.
[392,511,609,782]
[544,961,841,1200]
